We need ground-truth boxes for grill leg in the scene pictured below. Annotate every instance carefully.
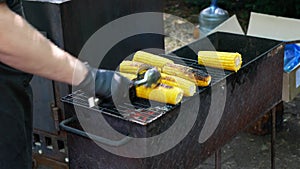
[271,107,276,169]
[215,149,221,169]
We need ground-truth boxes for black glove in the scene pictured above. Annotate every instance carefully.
[74,64,135,108]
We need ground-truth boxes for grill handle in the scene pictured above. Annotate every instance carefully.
[59,116,132,147]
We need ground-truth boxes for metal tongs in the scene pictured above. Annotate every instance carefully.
[133,67,161,88]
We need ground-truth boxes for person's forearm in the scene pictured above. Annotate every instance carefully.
[0,3,87,85]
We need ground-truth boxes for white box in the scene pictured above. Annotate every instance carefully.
[246,12,300,102]
[205,12,300,101]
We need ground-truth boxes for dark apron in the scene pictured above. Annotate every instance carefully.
[0,1,33,169]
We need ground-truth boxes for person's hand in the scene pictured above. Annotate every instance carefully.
[74,64,135,108]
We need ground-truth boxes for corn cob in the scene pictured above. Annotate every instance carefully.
[160,73,196,96]
[120,72,196,97]
[135,84,183,105]
[119,60,155,74]
[162,63,211,87]
[133,51,174,68]
[198,51,242,72]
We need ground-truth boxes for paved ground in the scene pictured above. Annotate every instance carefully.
[164,14,300,169]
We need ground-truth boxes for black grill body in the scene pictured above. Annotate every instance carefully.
[62,32,284,169]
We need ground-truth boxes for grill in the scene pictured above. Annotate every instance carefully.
[60,32,284,169]
[61,54,227,126]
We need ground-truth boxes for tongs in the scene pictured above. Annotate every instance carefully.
[133,67,161,88]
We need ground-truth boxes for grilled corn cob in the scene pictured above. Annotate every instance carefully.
[135,84,183,105]
[120,72,196,97]
[160,73,196,96]
[133,51,174,68]
[198,51,242,72]
[162,63,211,87]
[119,60,155,74]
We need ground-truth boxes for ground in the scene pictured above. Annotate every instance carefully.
[195,98,300,169]
[163,0,250,30]
[163,1,300,168]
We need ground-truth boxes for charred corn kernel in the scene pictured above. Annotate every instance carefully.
[162,63,211,87]
[133,51,174,68]
[198,51,242,72]
[119,60,154,74]
[135,84,183,105]
[161,73,196,97]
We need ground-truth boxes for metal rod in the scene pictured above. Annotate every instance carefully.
[271,107,276,169]
[59,117,132,147]
[215,149,221,169]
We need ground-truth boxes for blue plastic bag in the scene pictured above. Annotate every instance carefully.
[284,44,300,73]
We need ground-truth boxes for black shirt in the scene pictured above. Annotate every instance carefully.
[0,0,23,15]
[0,0,20,8]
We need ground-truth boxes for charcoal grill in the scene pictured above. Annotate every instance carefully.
[60,32,284,169]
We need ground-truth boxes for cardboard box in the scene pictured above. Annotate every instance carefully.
[196,15,245,39]
[247,12,300,41]
[207,12,300,102]
[246,12,300,102]
[282,66,300,101]
[208,14,245,36]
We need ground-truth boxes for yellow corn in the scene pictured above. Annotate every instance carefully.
[133,51,174,68]
[162,63,211,87]
[135,84,183,105]
[198,51,242,72]
[120,72,196,97]
[119,60,160,74]
[160,73,196,97]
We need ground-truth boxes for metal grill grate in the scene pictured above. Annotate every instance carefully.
[61,55,228,125]
[61,90,178,125]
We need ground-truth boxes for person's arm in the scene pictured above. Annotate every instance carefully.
[0,2,87,85]
[0,2,136,104]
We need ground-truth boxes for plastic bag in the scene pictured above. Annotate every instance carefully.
[284,44,300,73]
